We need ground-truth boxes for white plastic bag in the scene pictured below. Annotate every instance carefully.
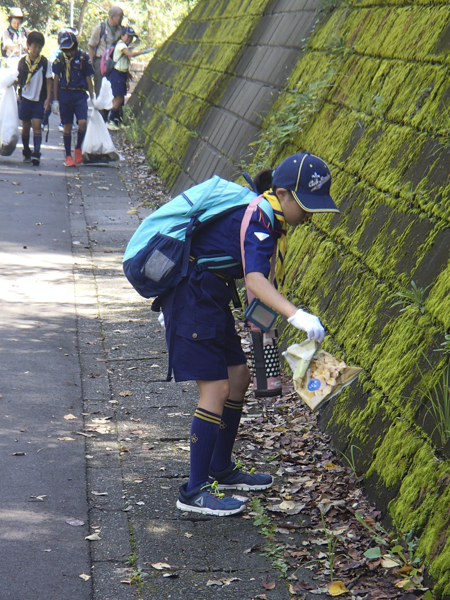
[81,108,119,163]
[0,67,19,156]
[93,77,114,111]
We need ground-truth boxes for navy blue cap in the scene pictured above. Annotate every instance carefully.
[122,25,138,38]
[59,31,77,50]
[272,152,339,213]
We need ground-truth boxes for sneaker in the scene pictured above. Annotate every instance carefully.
[74,148,83,164]
[31,151,41,166]
[176,481,246,516]
[65,155,75,167]
[106,120,120,131]
[58,123,64,132]
[22,149,31,163]
[210,461,273,491]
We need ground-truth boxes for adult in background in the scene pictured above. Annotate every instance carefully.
[88,6,124,97]
[1,7,28,60]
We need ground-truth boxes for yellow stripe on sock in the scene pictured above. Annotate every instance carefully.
[224,400,244,410]
[194,409,222,425]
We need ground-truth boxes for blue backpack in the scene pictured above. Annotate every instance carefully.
[123,175,274,299]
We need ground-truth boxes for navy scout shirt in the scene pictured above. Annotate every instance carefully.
[52,49,94,89]
[190,203,282,282]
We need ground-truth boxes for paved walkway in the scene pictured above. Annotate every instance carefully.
[0,126,329,600]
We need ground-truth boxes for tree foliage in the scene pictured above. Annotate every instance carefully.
[0,0,197,49]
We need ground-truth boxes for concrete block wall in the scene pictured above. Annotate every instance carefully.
[171,0,320,195]
[128,0,320,192]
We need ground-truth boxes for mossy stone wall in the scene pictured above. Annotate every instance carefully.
[128,0,275,188]
[130,0,450,595]
[128,0,320,192]
[266,1,450,596]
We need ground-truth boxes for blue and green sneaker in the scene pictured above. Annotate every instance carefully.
[210,461,273,491]
[176,480,246,516]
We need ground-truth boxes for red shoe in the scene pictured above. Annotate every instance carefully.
[74,148,83,164]
[65,155,75,167]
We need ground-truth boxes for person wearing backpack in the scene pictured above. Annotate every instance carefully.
[105,26,148,131]
[17,31,52,166]
[156,153,340,516]
[51,31,94,166]
[88,6,124,97]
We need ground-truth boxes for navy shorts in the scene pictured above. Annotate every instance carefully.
[59,89,88,124]
[108,69,127,97]
[18,97,45,121]
[161,271,246,382]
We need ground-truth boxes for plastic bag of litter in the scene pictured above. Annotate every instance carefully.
[283,340,362,411]
[0,67,19,156]
[93,77,114,111]
[81,108,119,163]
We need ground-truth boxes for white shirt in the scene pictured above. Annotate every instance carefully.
[22,60,53,102]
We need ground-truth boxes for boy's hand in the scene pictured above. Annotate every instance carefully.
[51,100,60,115]
[44,98,50,112]
[288,309,325,343]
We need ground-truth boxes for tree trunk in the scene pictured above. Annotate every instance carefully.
[77,0,89,38]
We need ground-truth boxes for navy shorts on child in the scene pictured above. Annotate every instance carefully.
[58,88,89,123]
[108,68,127,97]
[18,97,45,121]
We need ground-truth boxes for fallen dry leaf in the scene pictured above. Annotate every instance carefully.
[64,414,78,420]
[119,390,133,397]
[79,574,91,581]
[381,557,401,569]
[328,581,348,596]
[151,562,171,570]
[261,575,276,590]
[85,533,101,541]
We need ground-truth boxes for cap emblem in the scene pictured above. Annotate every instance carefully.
[309,172,330,192]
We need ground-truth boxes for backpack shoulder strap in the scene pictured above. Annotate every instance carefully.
[239,196,276,305]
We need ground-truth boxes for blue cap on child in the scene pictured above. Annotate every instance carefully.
[122,26,138,38]
[272,153,339,213]
[59,31,77,50]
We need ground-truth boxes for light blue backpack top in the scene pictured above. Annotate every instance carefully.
[123,175,274,299]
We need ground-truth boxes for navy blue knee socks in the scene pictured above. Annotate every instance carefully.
[108,109,120,124]
[33,134,41,154]
[63,134,72,156]
[210,399,244,473]
[76,130,86,149]
[22,135,30,153]
[186,407,221,492]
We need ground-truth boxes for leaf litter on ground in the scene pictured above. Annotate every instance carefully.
[112,135,434,600]
[233,373,432,599]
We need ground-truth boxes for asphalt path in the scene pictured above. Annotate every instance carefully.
[0,124,330,600]
[0,133,92,599]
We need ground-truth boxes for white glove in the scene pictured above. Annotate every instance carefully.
[51,100,60,115]
[288,309,325,343]
[158,312,165,329]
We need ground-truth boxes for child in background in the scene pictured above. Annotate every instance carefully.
[1,7,27,60]
[106,26,148,130]
[51,31,94,166]
[17,31,52,166]
[158,153,340,516]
